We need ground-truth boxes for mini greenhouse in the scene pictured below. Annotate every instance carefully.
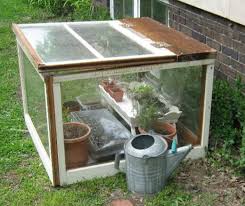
[13,17,216,186]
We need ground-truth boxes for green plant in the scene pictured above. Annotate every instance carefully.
[131,84,154,100]
[210,77,245,172]
[138,103,158,130]
[65,0,110,20]
[27,0,110,19]
[131,84,159,130]
[28,0,73,16]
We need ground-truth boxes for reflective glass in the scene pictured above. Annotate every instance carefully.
[114,0,123,19]
[114,0,134,19]
[60,66,204,170]
[140,0,152,17]
[124,0,134,17]
[153,0,168,24]
[69,23,151,57]
[21,25,96,63]
[24,54,50,156]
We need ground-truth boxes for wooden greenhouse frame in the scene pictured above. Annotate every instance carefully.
[13,18,216,186]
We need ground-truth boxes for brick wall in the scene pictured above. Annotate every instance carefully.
[168,0,245,82]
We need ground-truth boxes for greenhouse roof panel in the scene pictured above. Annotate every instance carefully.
[12,18,216,72]
[19,25,97,63]
[68,23,151,58]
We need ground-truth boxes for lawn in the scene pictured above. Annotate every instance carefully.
[0,0,244,205]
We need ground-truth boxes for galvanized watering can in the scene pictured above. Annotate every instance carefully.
[114,134,192,194]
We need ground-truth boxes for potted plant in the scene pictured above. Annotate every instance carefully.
[152,121,177,144]
[108,86,124,102]
[131,84,177,145]
[101,79,115,92]
[63,122,91,169]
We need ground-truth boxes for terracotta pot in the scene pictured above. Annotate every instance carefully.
[64,122,91,169]
[108,87,124,102]
[63,101,80,112]
[153,122,176,144]
[101,80,115,92]
[138,127,147,134]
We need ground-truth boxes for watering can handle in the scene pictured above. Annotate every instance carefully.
[114,151,124,170]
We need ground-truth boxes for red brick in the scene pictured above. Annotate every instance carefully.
[222,46,238,60]
[207,38,221,51]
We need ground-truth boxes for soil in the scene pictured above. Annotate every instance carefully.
[107,159,245,206]
[80,117,108,148]
[176,159,245,206]
[63,101,80,112]
[63,124,88,140]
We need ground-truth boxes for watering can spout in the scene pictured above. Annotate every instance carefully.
[166,144,192,179]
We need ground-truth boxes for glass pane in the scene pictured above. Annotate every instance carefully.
[20,25,96,63]
[140,0,152,17]
[61,77,133,170]
[114,0,133,19]
[24,54,50,156]
[60,66,203,170]
[158,66,203,145]
[153,0,168,24]
[124,0,134,17]
[69,23,151,57]
[114,0,123,19]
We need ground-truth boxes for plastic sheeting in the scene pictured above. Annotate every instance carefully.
[71,109,132,160]
[158,66,202,134]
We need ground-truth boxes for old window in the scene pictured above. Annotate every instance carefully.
[110,0,169,25]
[112,0,134,19]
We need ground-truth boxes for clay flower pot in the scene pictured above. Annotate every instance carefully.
[108,87,124,102]
[138,127,147,134]
[63,122,91,169]
[153,122,176,144]
[101,80,115,92]
[63,101,80,112]
[138,123,176,148]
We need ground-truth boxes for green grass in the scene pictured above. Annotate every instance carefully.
[0,0,229,205]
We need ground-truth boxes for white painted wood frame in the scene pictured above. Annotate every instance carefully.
[53,82,67,185]
[201,64,214,150]
[187,64,214,158]
[110,0,115,19]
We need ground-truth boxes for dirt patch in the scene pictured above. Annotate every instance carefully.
[2,171,21,190]
[107,159,245,206]
[175,159,245,206]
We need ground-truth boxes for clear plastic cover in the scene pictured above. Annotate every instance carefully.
[60,66,204,170]
[24,54,50,156]
[71,109,132,160]
[20,25,96,63]
[158,66,202,135]
[69,23,151,57]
